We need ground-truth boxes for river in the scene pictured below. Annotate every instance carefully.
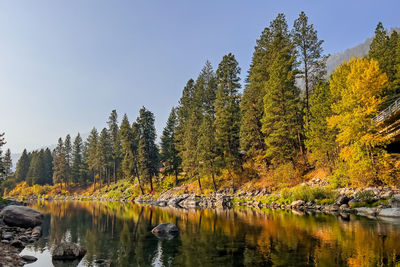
[20,200,400,266]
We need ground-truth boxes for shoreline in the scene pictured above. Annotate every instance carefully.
[9,184,400,221]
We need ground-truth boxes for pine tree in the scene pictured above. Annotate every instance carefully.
[175,79,195,156]
[15,149,31,183]
[369,22,400,102]
[43,148,53,185]
[160,107,181,185]
[181,62,216,187]
[98,128,112,186]
[261,13,302,165]
[240,25,273,155]
[71,133,83,183]
[107,110,121,183]
[3,149,12,179]
[53,138,68,188]
[137,107,159,192]
[305,82,337,168]
[293,11,326,118]
[86,128,99,188]
[64,134,72,184]
[215,53,241,172]
[0,133,5,178]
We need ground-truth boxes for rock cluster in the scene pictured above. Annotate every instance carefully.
[0,224,41,266]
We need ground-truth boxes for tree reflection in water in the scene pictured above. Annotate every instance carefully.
[21,200,400,267]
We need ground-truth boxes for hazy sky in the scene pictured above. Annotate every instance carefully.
[1,0,399,153]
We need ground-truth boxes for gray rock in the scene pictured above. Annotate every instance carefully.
[1,205,44,228]
[51,242,87,260]
[19,235,29,242]
[291,200,305,208]
[2,232,13,240]
[378,208,400,218]
[21,255,37,262]
[151,222,179,239]
[355,207,379,217]
[393,194,400,201]
[32,226,42,237]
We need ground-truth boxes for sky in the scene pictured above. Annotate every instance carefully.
[1,0,400,154]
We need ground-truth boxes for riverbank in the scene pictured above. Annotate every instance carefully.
[0,200,43,266]
[8,179,400,221]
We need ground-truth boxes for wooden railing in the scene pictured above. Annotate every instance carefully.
[374,97,400,122]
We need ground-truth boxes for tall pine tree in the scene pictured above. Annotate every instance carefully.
[160,107,181,185]
[261,13,303,165]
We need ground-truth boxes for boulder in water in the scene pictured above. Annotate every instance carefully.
[1,205,43,228]
[51,242,87,260]
[151,222,179,239]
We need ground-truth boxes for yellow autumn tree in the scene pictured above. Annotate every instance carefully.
[328,58,389,186]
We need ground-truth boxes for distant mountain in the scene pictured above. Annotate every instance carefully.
[326,38,372,75]
[326,28,400,76]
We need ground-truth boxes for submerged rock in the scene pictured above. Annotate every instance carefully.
[151,222,179,239]
[0,205,44,228]
[51,242,87,260]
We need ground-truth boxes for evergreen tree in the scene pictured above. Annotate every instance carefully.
[71,133,83,183]
[15,149,31,183]
[261,13,302,165]
[120,114,144,194]
[181,62,216,186]
[240,25,273,155]
[293,11,327,118]
[98,128,112,186]
[0,133,5,178]
[137,107,159,192]
[175,79,195,155]
[3,149,12,179]
[305,82,337,168]
[160,107,181,185]
[107,110,121,183]
[86,128,99,188]
[369,22,400,102]
[215,53,241,173]
[43,148,53,185]
[53,138,68,188]
[64,134,72,184]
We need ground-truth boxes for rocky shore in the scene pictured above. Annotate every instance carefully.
[135,184,400,221]
[0,202,43,266]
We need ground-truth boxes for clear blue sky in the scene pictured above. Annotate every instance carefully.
[1,0,399,153]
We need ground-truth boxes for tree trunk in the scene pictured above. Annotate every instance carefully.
[175,169,179,186]
[211,161,217,192]
[149,176,153,192]
[197,176,202,192]
[113,160,117,184]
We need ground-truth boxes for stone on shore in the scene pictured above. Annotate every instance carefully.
[21,255,37,262]
[51,242,87,260]
[378,208,400,218]
[0,205,44,228]
[291,200,305,208]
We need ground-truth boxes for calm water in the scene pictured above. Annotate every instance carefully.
[21,200,400,267]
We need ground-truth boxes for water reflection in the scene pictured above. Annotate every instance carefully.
[21,200,400,266]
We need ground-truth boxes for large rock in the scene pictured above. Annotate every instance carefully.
[355,207,379,217]
[291,200,305,208]
[379,208,400,218]
[0,205,44,228]
[151,222,179,239]
[51,242,87,260]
